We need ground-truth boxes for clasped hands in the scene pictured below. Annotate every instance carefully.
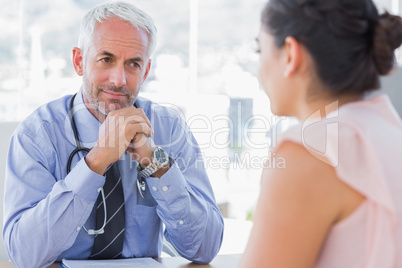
[85,106,155,176]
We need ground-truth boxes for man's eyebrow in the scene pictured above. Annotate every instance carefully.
[99,51,115,58]
[129,57,144,63]
[97,51,144,63]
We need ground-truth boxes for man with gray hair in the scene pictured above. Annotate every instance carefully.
[3,1,224,267]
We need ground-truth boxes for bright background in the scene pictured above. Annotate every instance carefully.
[0,0,401,257]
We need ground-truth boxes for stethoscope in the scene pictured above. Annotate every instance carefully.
[67,93,146,235]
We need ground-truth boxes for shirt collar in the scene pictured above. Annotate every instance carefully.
[71,88,101,149]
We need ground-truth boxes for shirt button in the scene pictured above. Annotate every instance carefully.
[152,186,157,192]
[76,227,81,231]
[162,186,168,192]
[179,220,184,225]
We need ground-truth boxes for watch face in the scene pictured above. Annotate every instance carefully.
[155,147,169,166]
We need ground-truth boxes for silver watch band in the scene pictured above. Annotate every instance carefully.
[138,162,158,178]
[137,147,169,178]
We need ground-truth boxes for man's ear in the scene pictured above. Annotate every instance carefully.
[72,47,84,76]
[141,59,152,85]
[283,36,303,78]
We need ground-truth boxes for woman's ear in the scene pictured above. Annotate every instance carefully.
[72,47,84,76]
[283,36,303,78]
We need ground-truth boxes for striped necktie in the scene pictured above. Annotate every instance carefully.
[90,163,125,259]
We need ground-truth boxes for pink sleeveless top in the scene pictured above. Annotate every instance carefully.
[275,95,402,268]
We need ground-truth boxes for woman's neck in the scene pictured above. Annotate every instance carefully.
[296,93,362,121]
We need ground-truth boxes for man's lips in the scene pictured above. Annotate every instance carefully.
[102,90,126,100]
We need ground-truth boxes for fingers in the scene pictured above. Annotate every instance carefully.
[126,133,155,166]
[108,106,153,136]
[125,122,153,140]
[132,108,153,135]
[93,106,154,167]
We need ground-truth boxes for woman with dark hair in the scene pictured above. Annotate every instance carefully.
[240,0,402,267]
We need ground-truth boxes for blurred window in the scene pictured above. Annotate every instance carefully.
[0,0,400,220]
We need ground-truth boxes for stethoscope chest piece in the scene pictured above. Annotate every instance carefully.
[137,178,146,198]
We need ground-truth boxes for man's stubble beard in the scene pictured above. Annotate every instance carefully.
[82,69,139,116]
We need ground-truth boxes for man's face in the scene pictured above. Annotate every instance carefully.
[80,18,151,115]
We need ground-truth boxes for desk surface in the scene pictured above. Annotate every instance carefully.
[0,254,241,268]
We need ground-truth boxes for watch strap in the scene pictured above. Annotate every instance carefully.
[138,162,158,178]
[138,147,169,178]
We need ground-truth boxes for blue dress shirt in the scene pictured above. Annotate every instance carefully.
[3,90,224,268]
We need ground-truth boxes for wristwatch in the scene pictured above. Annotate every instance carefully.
[138,147,169,178]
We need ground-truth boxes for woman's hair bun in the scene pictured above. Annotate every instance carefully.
[261,0,402,95]
[372,11,402,75]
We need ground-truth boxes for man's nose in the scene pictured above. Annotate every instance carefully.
[109,65,127,88]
